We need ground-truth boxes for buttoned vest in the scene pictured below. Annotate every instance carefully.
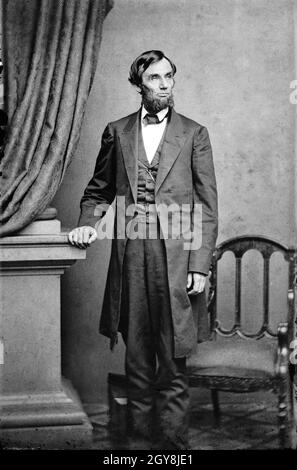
[136,119,167,205]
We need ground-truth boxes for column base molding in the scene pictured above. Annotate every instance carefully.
[0,379,93,449]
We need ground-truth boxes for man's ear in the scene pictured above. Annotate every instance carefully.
[135,84,143,95]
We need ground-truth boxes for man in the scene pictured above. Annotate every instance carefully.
[69,50,218,450]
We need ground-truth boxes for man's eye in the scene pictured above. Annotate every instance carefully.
[166,74,173,79]
[150,75,158,80]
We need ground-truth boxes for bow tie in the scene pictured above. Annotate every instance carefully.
[143,113,168,125]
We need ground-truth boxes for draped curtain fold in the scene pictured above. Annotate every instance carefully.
[0,0,113,236]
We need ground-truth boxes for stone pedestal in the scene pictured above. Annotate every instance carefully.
[0,219,92,449]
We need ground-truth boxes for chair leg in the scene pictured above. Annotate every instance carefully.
[289,379,297,449]
[278,385,288,448]
[211,389,221,426]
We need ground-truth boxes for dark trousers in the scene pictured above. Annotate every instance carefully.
[119,236,189,450]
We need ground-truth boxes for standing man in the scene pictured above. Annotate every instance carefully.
[69,50,218,450]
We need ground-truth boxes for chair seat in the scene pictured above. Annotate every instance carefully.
[186,336,277,379]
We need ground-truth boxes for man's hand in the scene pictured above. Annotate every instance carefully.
[187,272,206,295]
[68,226,97,249]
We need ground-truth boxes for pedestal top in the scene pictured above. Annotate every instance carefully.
[0,232,71,246]
[0,231,87,267]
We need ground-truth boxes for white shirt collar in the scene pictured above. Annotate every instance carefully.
[141,106,169,122]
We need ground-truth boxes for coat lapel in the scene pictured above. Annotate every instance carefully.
[155,109,188,194]
[118,111,140,203]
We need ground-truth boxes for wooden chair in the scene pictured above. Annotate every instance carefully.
[187,235,297,448]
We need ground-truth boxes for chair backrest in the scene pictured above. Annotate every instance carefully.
[208,235,296,341]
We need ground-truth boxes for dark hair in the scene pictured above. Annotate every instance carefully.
[128,50,177,87]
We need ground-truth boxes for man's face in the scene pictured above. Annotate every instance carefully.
[141,58,175,113]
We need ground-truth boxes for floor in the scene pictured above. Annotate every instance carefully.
[83,389,296,450]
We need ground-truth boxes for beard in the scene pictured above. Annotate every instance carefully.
[140,85,174,114]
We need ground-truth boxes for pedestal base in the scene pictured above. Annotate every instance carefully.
[0,379,93,449]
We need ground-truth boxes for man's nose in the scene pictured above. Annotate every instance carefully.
[159,78,168,89]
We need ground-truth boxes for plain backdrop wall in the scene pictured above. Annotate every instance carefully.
[52,0,296,403]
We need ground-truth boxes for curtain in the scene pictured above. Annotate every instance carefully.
[0,0,113,236]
